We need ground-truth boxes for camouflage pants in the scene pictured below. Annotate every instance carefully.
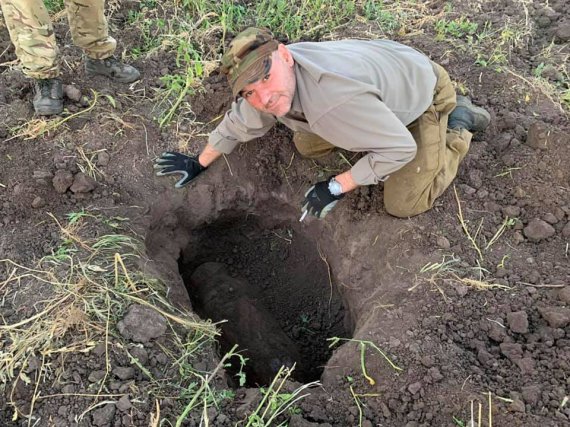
[0,0,116,78]
[293,62,472,218]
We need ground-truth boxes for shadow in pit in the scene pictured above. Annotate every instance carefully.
[178,214,352,387]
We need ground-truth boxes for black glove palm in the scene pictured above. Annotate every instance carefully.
[302,178,344,219]
[153,152,206,188]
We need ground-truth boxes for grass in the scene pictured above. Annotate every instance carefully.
[454,185,484,261]
[177,0,411,41]
[419,254,461,275]
[453,185,517,262]
[123,0,434,129]
[7,90,100,141]
[127,14,169,60]
[454,275,512,291]
[76,145,106,180]
[494,167,522,178]
[44,0,64,13]
[435,16,478,40]
[175,344,242,427]
[156,40,209,128]
[413,254,459,301]
[472,21,529,69]
[456,391,519,426]
[328,337,402,386]
[414,250,512,301]
[349,384,364,427]
[244,365,319,427]
[0,211,218,424]
[253,0,358,41]
[484,217,517,250]
[431,8,568,113]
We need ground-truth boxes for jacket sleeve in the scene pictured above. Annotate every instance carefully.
[208,98,277,154]
[311,93,417,185]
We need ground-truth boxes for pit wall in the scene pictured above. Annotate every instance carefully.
[143,157,426,384]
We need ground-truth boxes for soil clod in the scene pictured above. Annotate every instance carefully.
[117,304,168,343]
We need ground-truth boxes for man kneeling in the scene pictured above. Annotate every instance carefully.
[154,28,490,219]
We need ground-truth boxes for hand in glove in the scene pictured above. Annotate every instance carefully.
[153,152,206,188]
[301,177,344,219]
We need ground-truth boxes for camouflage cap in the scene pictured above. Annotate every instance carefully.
[220,28,279,97]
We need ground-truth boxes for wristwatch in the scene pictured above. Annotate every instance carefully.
[328,177,343,196]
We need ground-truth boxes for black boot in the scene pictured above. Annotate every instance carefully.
[85,56,140,83]
[33,78,64,116]
[448,96,490,132]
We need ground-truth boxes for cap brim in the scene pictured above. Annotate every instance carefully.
[232,56,272,97]
[229,40,279,97]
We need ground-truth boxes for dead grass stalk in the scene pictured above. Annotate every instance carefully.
[0,211,217,421]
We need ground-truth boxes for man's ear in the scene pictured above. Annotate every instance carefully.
[278,44,294,67]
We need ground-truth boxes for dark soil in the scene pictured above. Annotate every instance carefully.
[1,0,569,426]
[179,215,350,386]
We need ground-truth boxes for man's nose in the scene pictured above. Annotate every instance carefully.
[258,88,272,106]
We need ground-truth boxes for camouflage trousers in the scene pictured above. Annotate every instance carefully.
[0,0,116,79]
[293,62,472,218]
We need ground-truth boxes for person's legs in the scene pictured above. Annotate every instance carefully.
[0,0,59,78]
[64,0,139,82]
[293,132,335,159]
[64,0,116,58]
[0,0,64,114]
[383,63,472,218]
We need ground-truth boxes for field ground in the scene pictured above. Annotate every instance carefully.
[0,1,569,426]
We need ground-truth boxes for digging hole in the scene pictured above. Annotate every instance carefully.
[178,213,351,386]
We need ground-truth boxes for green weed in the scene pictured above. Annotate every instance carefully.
[473,20,530,70]
[218,1,248,37]
[494,167,522,178]
[128,17,168,59]
[44,0,64,13]
[435,16,478,40]
[452,416,466,426]
[253,0,356,40]
[174,344,242,426]
[156,40,206,127]
[485,217,517,250]
[533,62,546,78]
[328,337,402,386]
[244,365,319,427]
[362,0,396,28]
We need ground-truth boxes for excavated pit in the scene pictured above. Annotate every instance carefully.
[177,214,352,386]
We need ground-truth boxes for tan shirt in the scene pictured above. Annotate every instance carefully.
[208,40,437,185]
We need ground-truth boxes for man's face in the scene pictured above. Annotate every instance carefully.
[240,45,296,117]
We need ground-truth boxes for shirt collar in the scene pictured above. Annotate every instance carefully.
[290,64,303,114]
